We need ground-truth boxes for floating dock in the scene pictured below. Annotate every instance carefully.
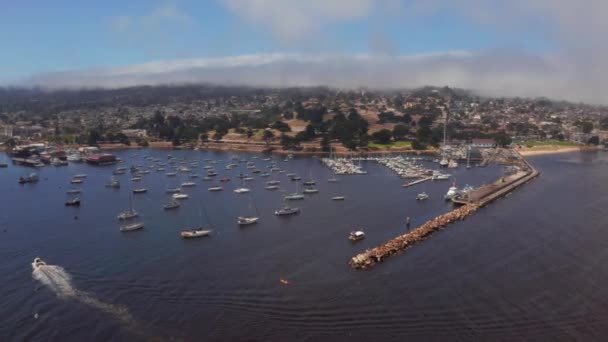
[401,176,432,188]
[350,153,539,269]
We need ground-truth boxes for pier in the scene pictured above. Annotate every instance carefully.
[401,176,432,188]
[350,152,539,269]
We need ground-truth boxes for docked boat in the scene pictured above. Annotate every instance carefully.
[208,186,223,191]
[65,197,81,206]
[416,192,429,200]
[19,173,39,184]
[284,182,304,200]
[163,200,181,210]
[275,206,300,216]
[120,222,144,232]
[349,231,365,242]
[447,160,459,168]
[172,193,189,199]
[0,162,8,168]
[133,188,147,194]
[444,183,459,200]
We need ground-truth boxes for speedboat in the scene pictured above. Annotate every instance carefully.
[32,257,46,269]
[275,206,300,216]
[120,222,144,232]
[172,193,189,199]
[416,192,429,200]
[181,229,211,238]
[349,231,365,241]
[237,216,259,225]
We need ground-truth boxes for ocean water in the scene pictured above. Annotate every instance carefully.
[1,150,607,341]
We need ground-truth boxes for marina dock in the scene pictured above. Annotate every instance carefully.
[350,153,540,269]
[401,176,432,187]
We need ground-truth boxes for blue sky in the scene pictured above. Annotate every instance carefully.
[0,0,551,81]
[4,0,608,104]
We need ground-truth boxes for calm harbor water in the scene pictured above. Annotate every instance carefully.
[2,150,608,341]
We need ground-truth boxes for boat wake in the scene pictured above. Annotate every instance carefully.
[31,260,134,326]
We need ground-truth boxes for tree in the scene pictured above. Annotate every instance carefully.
[87,129,101,146]
[199,132,209,142]
[588,135,600,145]
[581,121,594,134]
[371,129,392,144]
[600,117,608,130]
[392,124,410,141]
[213,131,225,141]
[262,129,274,146]
[412,139,426,150]
[321,135,331,152]
[271,121,291,132]
[246,128,254,140]
[494,131,512,147]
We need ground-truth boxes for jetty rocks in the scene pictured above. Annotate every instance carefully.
[350,203,481,269]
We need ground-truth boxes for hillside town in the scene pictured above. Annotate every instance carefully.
[1,85,607,155]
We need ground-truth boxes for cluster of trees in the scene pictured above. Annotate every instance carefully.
[377,111,412,124]
[295,102,327,123]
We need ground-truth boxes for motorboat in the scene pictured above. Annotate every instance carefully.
[133,188,147,194]
[32,257,46,269]
[275,206,300,216]
[120,222,144,232]
[444,183,459,200]
[181,228,211,238]
[416,192,429,200]
[349,231,365,241]
[172,193,189,199]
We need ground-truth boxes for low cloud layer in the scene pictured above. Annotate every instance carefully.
[19,51,602,104]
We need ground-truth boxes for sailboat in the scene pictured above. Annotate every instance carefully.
[439,113,449,167]
[327,144,339,182]
[238,193,259,225]
[117,192,138,220]
[284,182,304,200]
[234,178,251,194]
[466,146,472,169]
[180,200,212,238]
[303,168,316,186]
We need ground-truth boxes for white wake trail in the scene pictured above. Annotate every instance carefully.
[32,262,134,326]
